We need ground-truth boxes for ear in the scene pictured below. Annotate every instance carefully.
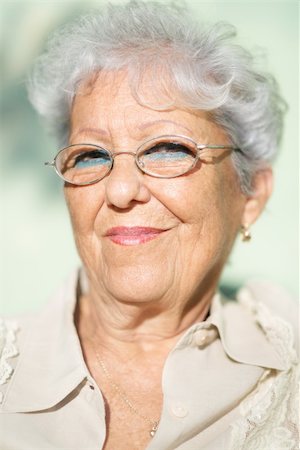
[241,168,273,226]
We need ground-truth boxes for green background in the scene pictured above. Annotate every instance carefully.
[1,0,298,315]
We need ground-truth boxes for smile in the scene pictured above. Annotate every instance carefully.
[105,226,168,246]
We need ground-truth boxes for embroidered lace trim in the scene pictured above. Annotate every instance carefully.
[229,288,299,450]
[0,318,19,404]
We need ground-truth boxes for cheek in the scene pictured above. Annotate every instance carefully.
[149,172,219,226]
[201,165,245,252]
[156,163,245,239]
[64,184,105,234]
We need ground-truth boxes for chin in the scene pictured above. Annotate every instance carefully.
[104,266,170,305]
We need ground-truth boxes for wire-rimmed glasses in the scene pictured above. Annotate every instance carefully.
[44,134,240,186]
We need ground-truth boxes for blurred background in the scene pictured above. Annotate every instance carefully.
[0,0,298,315]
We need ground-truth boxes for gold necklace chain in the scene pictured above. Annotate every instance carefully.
[92,347,159,437]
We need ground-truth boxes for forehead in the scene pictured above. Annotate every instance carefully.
[70,70,228,143]
[74,69,178,110]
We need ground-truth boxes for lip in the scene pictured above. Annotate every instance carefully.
[105,226,168,246]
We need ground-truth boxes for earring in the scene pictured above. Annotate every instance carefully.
[240,224,251,242]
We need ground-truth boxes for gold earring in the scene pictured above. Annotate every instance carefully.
[240,224,251,242]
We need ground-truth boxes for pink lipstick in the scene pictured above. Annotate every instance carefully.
[105,226,167,246]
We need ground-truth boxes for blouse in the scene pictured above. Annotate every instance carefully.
[0,269,298,450]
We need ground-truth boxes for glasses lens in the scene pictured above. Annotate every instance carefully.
[56,144,112,185]
[137,137,197,177]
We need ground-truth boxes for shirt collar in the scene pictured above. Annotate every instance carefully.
[2,269,286,413]
[172,292,285,371]
[209,293,285,369]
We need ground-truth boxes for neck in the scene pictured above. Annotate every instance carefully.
[75,282,215,356]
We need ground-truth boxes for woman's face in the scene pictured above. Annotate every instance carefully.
[65,71,247,306]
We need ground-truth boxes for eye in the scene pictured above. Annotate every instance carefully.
[74,149,111,168]
[138,140,197,177]
[142,142,196,161]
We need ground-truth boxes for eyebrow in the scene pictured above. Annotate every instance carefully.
[71,127,109,139]
[71,120,194,140]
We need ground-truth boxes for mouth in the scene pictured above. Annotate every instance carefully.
[105,226,168,246]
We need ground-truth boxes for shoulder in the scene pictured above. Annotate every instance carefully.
[236,280,299,358]
[0,269,84,412]
[241,280,298,325]
[0,313,33,404]
[0,278,70,408]
[228,282,299,449]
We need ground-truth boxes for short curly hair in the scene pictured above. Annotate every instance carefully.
[28,0,287,193]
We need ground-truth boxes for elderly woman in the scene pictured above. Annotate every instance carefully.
[0,1,298,449]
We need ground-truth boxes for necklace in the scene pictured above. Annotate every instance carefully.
[92,347,159,437]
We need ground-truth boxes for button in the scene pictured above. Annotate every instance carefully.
[85,383,96,402]
[193,328,217,348]
[170,402,188,418]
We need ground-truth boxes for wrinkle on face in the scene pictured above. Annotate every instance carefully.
[65,70,246,316]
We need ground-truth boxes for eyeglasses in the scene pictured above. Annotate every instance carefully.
[45,134,240,186]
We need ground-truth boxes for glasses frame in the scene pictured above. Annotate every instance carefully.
[44,134,240,186]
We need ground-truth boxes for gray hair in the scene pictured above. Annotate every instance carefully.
[28,0,286,194]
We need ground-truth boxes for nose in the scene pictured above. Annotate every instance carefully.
[104,152,151,209]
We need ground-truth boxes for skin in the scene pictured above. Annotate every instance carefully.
[64,70,273,448]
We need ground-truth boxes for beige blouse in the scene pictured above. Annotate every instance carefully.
[0,269,298,450]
